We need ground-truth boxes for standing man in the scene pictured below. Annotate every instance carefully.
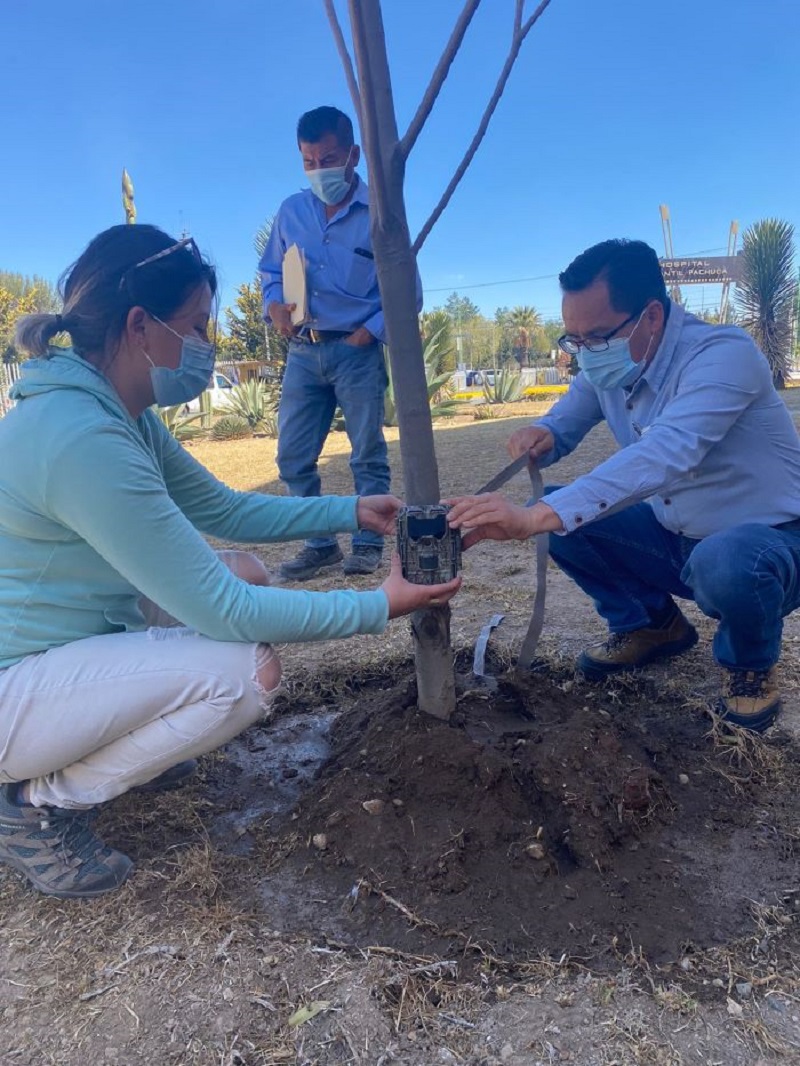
[260,106,421,581]
[447,239,800,732]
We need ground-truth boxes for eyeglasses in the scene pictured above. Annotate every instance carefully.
[119,237,202,291]
[557,308,644,356]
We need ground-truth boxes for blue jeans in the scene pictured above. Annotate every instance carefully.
[543,488,800,672]
[277,339,389,550]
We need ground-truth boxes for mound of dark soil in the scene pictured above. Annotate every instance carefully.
[194,668,800,967]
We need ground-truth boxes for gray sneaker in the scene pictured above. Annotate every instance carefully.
[279,544,343,582]
[0,785,133,899]
[343,545,383,575]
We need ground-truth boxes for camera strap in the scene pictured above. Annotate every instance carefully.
[471,455,548,673]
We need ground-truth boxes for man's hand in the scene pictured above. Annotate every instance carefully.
[268,301,298,337]
[380,553,461,618]
[344,325,375,347]
[444,494,563,550]
[357,494,403,536]
[507,425,555,461]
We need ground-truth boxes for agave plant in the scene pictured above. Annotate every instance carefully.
[156,405,206,441]
[211,415,253,441]
[736,219,796,388]
[223,379,278,431]
[383,329,463,427]
[482,366,523,404]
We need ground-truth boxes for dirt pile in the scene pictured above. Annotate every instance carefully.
[198,666,800,967]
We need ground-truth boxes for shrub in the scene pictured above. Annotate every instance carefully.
[211,415,252,441]
[472,404,501,420]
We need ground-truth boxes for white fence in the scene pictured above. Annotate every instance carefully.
[451,366,566,391]
[0,362,20,417]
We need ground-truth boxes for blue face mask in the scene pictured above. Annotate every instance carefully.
[306,150,354,206]
[576,311,652,390]
[144,317,215,407]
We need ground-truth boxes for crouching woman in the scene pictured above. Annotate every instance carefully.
[0,225,460,899]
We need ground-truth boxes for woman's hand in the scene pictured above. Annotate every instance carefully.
[357,494,404,536]
[380,553,461,618]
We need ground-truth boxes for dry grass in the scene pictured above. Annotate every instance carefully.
[4,399,800,1065]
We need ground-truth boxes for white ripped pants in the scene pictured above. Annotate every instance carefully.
[0,551,281,809]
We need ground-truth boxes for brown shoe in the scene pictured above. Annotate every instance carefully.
[577,610,698,681]
[717,667,781,732]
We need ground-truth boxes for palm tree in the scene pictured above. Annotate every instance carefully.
[508,305,543,367]
[736,219,796,389]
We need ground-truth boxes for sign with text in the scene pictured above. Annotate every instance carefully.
[660,255,743,286]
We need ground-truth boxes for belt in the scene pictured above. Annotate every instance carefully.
[295,329,354,345]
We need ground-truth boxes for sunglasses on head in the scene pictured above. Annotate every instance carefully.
[119,237,202,292]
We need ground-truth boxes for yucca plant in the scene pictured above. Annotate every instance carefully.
[482,367,523,404]
[736,219,796,388]
[223,379,277,430]
[156,405,206,441]
[384,329,463,426]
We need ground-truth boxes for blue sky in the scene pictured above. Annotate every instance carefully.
[1,0,798,323]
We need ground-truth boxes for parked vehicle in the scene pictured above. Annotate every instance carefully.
[186,372,236,412]
[465,369,496,388]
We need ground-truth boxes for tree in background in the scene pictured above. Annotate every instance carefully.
[736,219,796,389]
[420,309,454,372]
[507,305,543,366]
[540,318,565,353]
[221,280,271,362]
[218,220,289,371]
[0,272,61,362]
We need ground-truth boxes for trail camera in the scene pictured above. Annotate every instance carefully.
[397,505,462,585]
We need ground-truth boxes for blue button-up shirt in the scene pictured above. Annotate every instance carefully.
[538,302,800,539]
[259,175,421,344]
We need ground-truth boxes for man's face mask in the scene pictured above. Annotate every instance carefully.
[577,309,652,390]
[306,148,354,206]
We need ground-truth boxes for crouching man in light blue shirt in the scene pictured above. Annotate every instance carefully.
[447,239,800,732]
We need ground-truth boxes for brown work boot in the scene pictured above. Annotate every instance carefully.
[717,667,781,732]
[577,609,698,682]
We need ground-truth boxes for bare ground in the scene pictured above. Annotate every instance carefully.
[3,396,800,1065]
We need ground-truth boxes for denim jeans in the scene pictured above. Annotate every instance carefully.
[277,339,390,550]
[543,488,800,672]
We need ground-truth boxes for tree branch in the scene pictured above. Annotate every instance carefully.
[400,0,483,160]
[514,0,524,33]
[412,0,553,255]
[347,0,391,227]
[323,0,363,130]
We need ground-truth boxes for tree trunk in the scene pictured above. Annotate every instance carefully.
[349,0,456,720]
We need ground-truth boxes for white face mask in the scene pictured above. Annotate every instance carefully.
[143,316,215,407]
[306,148,354,205]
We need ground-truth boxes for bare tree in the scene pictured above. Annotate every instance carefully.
[324,0,552,718]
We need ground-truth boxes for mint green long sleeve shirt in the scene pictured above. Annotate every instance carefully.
[0,350,388,668]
